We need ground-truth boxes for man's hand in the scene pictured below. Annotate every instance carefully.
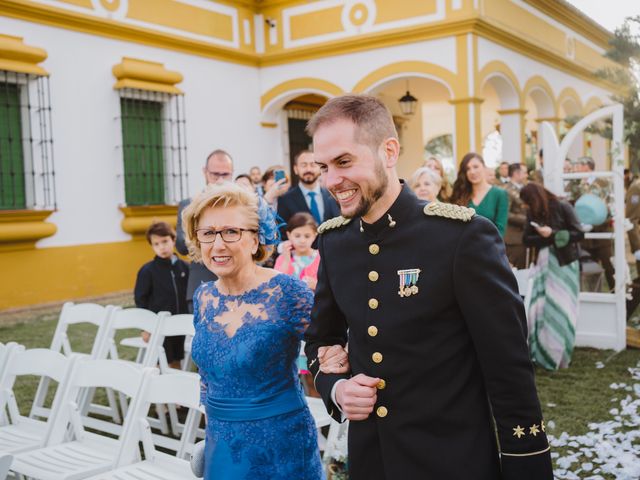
[335,374,379,421]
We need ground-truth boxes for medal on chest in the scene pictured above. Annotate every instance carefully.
[397,268,421,297]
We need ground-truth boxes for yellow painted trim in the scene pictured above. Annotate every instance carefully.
[260,77,343,110]
[477,60,522,98]
[583,96,604,115]
[113,57,183,94]
[352,61,461,97]
[556,87,583,117]
[260,122,278,128]
[0,210,56,252]
[474,19,619,95]
[119,205,178,237]
[0,33,47,76]
[0,238,155,309]
[0,1,257,66]
[523,0,610,48]
[521,75,556,107]
[497,108,527,115]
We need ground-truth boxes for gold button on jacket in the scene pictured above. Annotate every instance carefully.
[376,379,386,390]
[368,298,379,309]
[372,352,383,363]
[376,406,388,418]
[369,244,380,255]
[368,271,379,282]
[367,325,378,337]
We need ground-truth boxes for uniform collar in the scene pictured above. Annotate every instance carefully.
[360,181,416,236]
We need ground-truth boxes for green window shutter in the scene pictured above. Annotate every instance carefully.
[0,83,26,209]
[120,98,165,205]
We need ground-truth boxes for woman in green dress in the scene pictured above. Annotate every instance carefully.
[451,153,509,237]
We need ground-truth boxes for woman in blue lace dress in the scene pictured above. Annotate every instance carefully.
[182,183,324,479]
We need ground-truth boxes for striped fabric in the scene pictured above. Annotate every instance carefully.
[527,247,580,370]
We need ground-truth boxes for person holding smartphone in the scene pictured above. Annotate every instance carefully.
[261,165,290,209]
[520,182,584,370]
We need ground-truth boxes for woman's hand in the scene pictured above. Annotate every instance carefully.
[535,225,553,238]
[263,178,289,205]
[318,344,350,374]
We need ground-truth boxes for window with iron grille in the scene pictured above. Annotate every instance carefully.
[0,70,55,210]
[117,89,187,206]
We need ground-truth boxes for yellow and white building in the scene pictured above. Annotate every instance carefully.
[0,0,620,309]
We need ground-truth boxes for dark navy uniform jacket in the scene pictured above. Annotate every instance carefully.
[305,184,553,480]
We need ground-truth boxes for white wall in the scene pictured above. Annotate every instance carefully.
[1,17,266,248]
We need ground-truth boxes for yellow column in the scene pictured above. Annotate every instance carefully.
[449,97,484,162]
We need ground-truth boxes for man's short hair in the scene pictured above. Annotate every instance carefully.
[508,163,522,177]
[293,150,312,165]
[306,94,398,149]
[578,156,595,170]
[146,221,176,244]
[205,149,233,167]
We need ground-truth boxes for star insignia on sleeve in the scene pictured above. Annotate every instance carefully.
[541,420,546,432]
[529,424,540,436]
[513,425,525,438]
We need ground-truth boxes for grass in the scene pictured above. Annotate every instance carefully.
[1,301,639,478]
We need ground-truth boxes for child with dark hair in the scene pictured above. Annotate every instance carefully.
[134,221,189,368]
[274,212,320,290]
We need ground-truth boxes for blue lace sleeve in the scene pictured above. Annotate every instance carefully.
[193,285,208,405]
[282,275,314,340]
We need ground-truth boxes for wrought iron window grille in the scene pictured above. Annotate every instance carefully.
[0,70,56,210]
[116,88,188,206]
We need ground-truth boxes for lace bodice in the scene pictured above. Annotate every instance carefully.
[192,273,313,402]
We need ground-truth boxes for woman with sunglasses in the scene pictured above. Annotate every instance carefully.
[182,183,330,479]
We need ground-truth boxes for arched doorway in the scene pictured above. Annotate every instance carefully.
[362,75,454,180]
[283,94,327,185]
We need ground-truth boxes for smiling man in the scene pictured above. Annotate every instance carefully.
[304,95,553,480]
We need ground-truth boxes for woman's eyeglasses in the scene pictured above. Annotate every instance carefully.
[195,228,257,243]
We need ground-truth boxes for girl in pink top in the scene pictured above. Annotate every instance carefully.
[275,212,320,290]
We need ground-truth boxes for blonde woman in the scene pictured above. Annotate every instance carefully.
[183,183,331,479]
[424,156,452,202]
[410,167,442,202]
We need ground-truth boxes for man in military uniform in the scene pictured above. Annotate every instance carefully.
[304,95,553,480]
[503,163,528,269]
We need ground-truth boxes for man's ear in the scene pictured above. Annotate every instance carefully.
[382,137,400,168]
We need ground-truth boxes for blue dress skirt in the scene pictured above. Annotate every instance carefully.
[192,274,324,480]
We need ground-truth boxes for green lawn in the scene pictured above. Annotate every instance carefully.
[1,302,639,478]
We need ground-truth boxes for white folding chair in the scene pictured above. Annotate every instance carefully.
[0,453,11,480]
[145,314,197,437]
[0,343,19,426]
[306,396,333,451]
[82,307,167,435]
[0,347,76,455]
[322,420,349,464]
[83,371,202,480]
[8,359,156,480]
[30,302,117,422]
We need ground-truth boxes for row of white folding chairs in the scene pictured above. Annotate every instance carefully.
[0,346,344,479]
[29,302,196,438]
[0,346,202,480]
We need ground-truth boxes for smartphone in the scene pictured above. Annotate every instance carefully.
[274,169,286,183]
[530,221,541,228]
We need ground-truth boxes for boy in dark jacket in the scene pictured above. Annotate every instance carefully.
[134,221,189,368]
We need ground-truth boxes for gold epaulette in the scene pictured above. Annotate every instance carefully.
[423,202,475,222]
[317,215,351,234]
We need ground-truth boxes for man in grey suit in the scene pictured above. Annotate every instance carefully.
[176,149,233,312]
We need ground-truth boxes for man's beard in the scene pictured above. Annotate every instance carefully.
[299,172,320,185]
[342,160,388,219]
